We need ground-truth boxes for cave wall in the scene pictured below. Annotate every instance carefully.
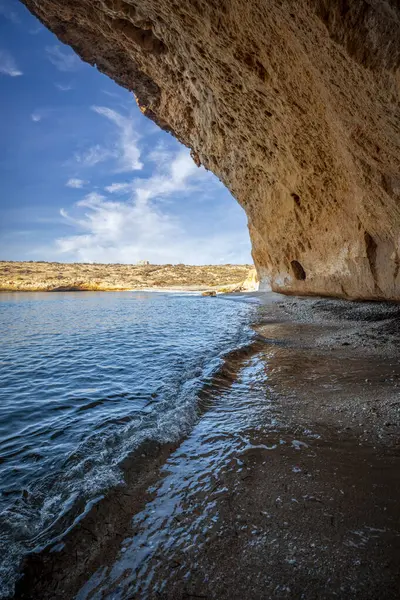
[21,0,400,299]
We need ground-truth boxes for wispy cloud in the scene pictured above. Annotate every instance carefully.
[46,45,81,72]
[30,107,60,123]
[72,106,143,173]
[74,144,114,168]
[66,178,87,189]
[0,49,22,76]
[104,182,133,194]
[105,146,205,200]
[57,148,251,264]
[55,82,73,91]
[29,25,43,35]
[92,105,143,172]
[0,1,19,24]
[102,89,121,98]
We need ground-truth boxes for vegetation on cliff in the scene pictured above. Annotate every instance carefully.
[0,261,254,292]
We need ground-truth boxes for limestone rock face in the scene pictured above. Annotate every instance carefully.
[22,0,400,299]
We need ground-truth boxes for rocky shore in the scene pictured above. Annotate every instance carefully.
[13,293,400,600]
[0,262,254,293]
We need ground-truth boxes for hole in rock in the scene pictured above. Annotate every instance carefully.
[291,193,301,207]
[291,260,306,280]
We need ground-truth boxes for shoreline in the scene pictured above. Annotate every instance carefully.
[0,285,220,293]
[0,284,257,296]
[12,293,400,599]
[14,337,264,600]
[0,284,255,294]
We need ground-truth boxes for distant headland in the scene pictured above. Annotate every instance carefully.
[0,261,257,293]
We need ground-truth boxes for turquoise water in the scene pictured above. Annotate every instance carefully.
[0,291,257,597]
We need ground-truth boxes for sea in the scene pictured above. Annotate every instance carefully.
[0,290,258,597]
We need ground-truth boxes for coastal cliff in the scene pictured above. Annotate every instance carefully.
[21,0,400,299]
[0,261,254,292]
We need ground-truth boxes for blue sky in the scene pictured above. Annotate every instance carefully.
[0,1,251,265]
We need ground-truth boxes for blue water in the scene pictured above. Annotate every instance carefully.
[0,291,257,597]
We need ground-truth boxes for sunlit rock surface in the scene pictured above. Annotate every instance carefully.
[0,261,252,292]
[22,0,400,299]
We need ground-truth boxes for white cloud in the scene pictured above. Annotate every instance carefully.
[101,89,120,98]
[29,25,43,35]
[72,106,143,174]
[30,108,57,123]
[105,182,133,194]
[103,146,206,203]
[0,1,19,23]
[91,106,142,171]
[46,45,81,72]
[76,191,105,207]
[0,50,22,76]
[134,151,199,205]
[55,82,73,91]
[74,144,114,167]
[66,178,87,189]
[56,148,251,264]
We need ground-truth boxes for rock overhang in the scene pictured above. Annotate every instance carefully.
[21,0,400,299]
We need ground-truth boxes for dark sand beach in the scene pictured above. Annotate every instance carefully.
[14,293,400,599]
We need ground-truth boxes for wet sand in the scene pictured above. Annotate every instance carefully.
[14,294,400,599]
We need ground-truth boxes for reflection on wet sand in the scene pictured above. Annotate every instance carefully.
[16,295,400,600]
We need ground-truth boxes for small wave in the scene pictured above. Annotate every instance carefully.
[0,292,257,598]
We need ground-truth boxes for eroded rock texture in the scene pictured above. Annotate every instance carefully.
[22,0,400,299]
